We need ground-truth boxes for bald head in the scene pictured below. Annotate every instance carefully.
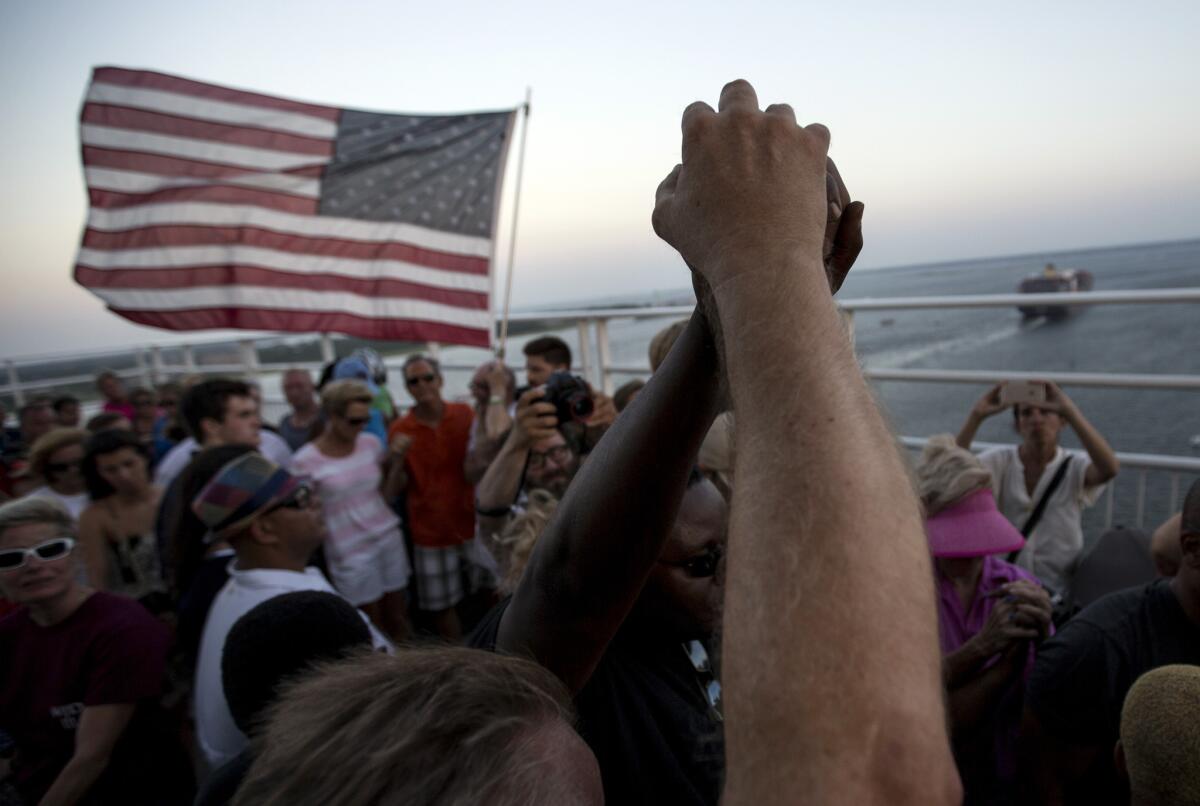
[1119,665,1200,806]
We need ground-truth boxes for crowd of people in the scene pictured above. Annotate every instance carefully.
[1,79,1198,805]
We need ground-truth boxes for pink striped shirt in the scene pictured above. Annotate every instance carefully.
[291,433,400,559]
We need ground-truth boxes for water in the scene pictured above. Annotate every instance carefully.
[258,238,1199,537]
[486,239,1200,534]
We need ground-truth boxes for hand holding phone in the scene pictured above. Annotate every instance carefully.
[1000,381,1046,407]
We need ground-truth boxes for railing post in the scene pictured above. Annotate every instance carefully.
[577,320,595,387]
[319,333,336,365]
[135,349,151,389]
[1135,471,1147,528]
[5,360,23,406]
[426,342,441,360]
[595,318,614,396]
[238,339,261,380]
[182,344,197,373]
[1169,473,1182,515]
[149,346,164,385]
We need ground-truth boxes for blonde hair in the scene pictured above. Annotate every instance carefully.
[914,434,993,517]
[498,490,558,594]
[1120,665,1200,806]
[28,428,87,479]
[320,380,374,418]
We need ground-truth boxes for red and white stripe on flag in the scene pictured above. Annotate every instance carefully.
[75,67,517,347]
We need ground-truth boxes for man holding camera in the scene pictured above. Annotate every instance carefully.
[389,355,496,639]
[474,385,583,566]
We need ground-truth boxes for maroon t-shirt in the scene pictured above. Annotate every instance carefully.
[0,592,179,802]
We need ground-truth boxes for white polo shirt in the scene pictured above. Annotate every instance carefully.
[154,431,294,488]
[193,563,391,769]
[977,445,1106,593]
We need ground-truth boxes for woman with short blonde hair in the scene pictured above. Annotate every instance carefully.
[319,380,374,419]
[916,434,1053,802]
[293,379,412,641]
[25,428,89,524]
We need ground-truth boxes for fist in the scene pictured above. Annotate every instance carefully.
[389,433,413,456]
[652,79,832,289]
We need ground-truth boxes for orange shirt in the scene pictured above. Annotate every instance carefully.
[388,403,476,548]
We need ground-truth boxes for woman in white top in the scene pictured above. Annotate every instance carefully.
[291,380,411,641]
[25,428,90,524]
[957,381,1119,593]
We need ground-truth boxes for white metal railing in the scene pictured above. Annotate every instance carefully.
[899,437,1200,531]
[3,287,1196,528]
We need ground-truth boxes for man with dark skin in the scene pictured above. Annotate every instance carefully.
[1021,477,1200,806]
[470,79,952,806]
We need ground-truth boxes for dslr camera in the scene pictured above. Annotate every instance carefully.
[542,371,594,424]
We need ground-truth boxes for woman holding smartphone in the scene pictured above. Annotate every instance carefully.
[956,380,1119,594]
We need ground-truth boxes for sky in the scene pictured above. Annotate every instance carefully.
[1,0,1198,358]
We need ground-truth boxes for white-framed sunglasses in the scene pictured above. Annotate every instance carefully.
[0,537,76,572]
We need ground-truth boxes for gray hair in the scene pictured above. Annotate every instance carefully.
[402,354,441,377]
[914,434,994,517]
[234,647,582,806]
[0,497,75,542]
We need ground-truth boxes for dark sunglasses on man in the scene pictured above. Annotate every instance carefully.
[0,537,76,571]
[264,484,314,516]
[46,460,82,475]
[405,373,436,386]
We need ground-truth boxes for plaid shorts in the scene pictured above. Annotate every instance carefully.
[412,538,497,612]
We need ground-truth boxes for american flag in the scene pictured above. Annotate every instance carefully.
[75,67,518,347]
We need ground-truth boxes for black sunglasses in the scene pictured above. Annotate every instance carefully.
[684,639,723,721]
[406,373,436,386]
[343,416,370,427]
[265,484,313,515]
[0,537,76,571]
[46,460,82,474]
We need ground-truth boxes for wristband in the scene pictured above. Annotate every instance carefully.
[488,395,503,405]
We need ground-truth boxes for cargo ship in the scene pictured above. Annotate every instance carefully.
[1017,263,1094,318]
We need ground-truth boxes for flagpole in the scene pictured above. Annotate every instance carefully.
[496,87,531,361]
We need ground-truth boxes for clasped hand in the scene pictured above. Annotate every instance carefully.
[652,79,864,296]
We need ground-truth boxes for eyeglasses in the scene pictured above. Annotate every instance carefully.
[343,416,369,427]
[265,484,314,515]
[405,373,437,386]
[684,640,723,722]
[528,444,571,470]
[46,460,82,474]
[0,537,76,572]
[661,545,723,579]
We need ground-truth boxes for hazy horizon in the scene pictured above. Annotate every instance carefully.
[3,0,1198,357]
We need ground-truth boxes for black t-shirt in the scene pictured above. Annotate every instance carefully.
[1027,579,1200,805]
[470,599,724,806]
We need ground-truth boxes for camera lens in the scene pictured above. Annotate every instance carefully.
[569,393,594,420]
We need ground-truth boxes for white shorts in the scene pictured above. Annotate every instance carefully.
[326,531,411,606]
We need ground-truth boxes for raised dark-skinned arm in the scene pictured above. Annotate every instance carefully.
[496,311,721,693]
